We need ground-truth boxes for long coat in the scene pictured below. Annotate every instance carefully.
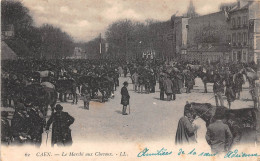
[46,111,75,146]
[175,116,197,145]
[121,86,130,106]
[163,78,174,94]
[206,120,233,153]
[11,111,31,139]
[233,73,244,93]
[184,72,194,88]
[132,73,139,85]
[28,108,45,145]
[81,85,91,102]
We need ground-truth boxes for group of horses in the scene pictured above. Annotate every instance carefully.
[185,102,258,145]
[2,69,119,119]
[183,63,259,145]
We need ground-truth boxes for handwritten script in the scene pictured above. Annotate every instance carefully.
[137,148,260,158]
[137,148,172,157]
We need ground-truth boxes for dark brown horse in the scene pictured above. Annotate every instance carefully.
[22,84,57,117]
[185,102,257,145]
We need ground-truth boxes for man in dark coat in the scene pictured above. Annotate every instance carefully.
[233,72,244,99]
[213,73,224,106]
[11,103,32,145]
[27,106,45,147]
[159,74,165,100]
[163,75,174,101]
[175,108,199,145]
[123,66,128,77]
[206,112,233,153]
[121,81,130,115]
[81,83,91,110]
[46,104,75,147]
[184,70,194,93]
[1,111,11,145]
[225,72,236,108]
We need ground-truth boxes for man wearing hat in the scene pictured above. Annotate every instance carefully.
[46,104,75,147]
[81,83,91,110]
[121,81,130,115]
[27,105,45,147]
[159,74,165,100]
[206,110,233,153]
[175,103,199,145]
[1,111,11,145]
[163,75,174,101]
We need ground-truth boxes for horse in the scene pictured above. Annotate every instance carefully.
[2,77,25,107]
[55,79,77,103]
[98,75,114,102]
[186,64,203,75]
[22,83,57,118]
[196,70,215,93]
[79,75,113,103]
[240,67,258,82]
[240,67,259,108]
[184,102,258,145]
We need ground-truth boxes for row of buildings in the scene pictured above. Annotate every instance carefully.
[161,0,260,64]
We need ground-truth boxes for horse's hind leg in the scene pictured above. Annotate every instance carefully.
[204,82,207,93]
[72,93,77,104]
[237,92,240,99]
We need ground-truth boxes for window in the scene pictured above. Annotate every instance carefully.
[243,32,247,44]
[227,35,231,43]
[243,50,247,61]
[233,51,236,61]
[237,33,241,42]
[232,18,236,28]
[237,17,241,27]
[243,16,247,25]
[232,33,236,43]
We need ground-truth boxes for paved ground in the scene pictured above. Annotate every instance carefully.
[1,76,255,145]
[2,76,257,161]
[37,76,253,146]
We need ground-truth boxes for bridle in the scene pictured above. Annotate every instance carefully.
[190,103,212,120]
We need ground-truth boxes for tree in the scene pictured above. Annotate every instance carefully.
[39,24,74,59]
[1,0,75,59]
[1,0,33,31]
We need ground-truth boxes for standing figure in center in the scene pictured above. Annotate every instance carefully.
[81,83,91,110]
[121,81,130,115]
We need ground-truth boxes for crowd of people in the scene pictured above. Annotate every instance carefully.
[1,57,259,148]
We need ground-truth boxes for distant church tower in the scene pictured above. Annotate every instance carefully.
[185,0,199,18]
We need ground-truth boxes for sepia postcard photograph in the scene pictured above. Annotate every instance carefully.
[1,0,260,161]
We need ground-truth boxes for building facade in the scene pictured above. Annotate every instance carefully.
[228,0,260,63]
[248,1,260,65]
[229,1,252,62]
[185,11,231,63]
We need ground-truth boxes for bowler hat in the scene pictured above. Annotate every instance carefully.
[123,81,128,86]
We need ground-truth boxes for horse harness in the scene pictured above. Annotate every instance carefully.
[190,103,215,121]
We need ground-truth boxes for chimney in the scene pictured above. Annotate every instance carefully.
[237,0,240,8]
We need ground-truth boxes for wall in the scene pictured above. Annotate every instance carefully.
[187,11,229,47]
[249,1,260,63]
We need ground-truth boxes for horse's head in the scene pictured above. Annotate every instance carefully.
[185,101,213,126]
[184,102,196,121]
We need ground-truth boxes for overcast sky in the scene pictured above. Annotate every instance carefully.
[21,0,236,42]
